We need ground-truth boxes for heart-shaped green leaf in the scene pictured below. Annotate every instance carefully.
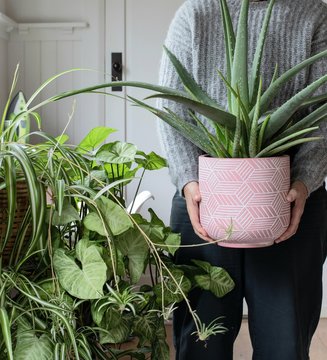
[54,239,107,299]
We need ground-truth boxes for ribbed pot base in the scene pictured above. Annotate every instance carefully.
[199,156,290,248]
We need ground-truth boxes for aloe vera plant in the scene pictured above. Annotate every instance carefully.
[43,0,327,160]
[133,0,327,159]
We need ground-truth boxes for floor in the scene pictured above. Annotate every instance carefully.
[166,318,327,359]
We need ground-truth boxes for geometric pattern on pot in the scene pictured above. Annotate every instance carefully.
[199,156,290,248]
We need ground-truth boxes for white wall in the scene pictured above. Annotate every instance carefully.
[6,0,105,144]
[0,0,7,112]
[0,0,5,12]
[5,0,84,22]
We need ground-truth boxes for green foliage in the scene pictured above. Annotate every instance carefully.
[14,318,53,360]
[140,0,327,158]
[154,268,192,305]
[192,259,235,298]
[77,126,117,153]
[0,111,232,358]
[0,63,236,359]
[114,228,149,284]
[53,239,107,299]
[84,197,134,236]
[44,0,326,159]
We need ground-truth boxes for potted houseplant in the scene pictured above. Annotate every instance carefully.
[46,0,327,247]
[0,70,235,358]
[47,0,326,248]
[129,0,327,247]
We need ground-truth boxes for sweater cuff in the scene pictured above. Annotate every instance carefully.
[291,168,320,196]
[176,172,199,197]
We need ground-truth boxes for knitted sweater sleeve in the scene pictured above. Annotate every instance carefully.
[156,4,203,194]
[291,10,327,195]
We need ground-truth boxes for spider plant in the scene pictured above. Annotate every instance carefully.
[0,100,234,359]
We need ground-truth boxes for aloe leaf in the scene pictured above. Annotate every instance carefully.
[232,104,242,158]
[189,111,230,157]
[163,45,220,107]
[249,78,263,157]
[259,137,322,157]
[249,0,275,104]
[28,80,191,113]
[299,93,327,109]
[257,127,319,157]
[219,0,236,110]
[274,102,327,141]
[263,73,327,142]
[164,107,217,156]
[166,108,217,155]
[258,114,271,152]
[146,93,236,129]
[217,69,251,129]
[258,49,327,114]
[231,0,250,112]
[269,63,279,87]
[128,96,216,156]
[26,68,90,107]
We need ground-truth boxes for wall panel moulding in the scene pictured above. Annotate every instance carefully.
[0,12,17,39]
[17,22,89,35]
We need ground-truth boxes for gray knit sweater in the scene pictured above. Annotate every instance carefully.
[157,0,327,195]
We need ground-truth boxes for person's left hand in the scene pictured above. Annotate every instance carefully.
[276,180,308,243]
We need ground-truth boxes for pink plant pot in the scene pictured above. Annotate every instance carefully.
[199,156,290,248]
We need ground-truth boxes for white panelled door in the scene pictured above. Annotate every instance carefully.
[7,0,106,144]
[105,0,184,224]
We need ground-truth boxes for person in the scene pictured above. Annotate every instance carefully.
[157,0,327,359]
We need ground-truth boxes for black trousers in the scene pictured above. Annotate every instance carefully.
[171,186,327,360]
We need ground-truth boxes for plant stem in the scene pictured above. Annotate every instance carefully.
[129,168,145,214]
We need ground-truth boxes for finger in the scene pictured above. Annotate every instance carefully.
[186,200,209,238]
[286,188,297,202]
[276,199,305,242]
[184,195,214,242]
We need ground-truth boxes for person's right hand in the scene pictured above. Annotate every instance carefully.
[183,181,214,242]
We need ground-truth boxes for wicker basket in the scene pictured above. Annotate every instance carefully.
[0,182,32,265]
